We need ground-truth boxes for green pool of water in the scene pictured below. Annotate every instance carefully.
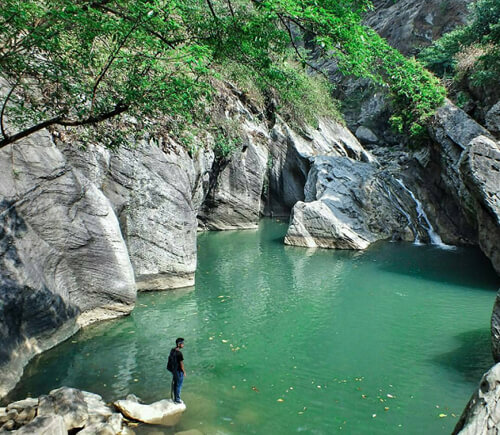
[8,220,500,434]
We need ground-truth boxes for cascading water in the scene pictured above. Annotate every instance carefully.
[395,179,454,249]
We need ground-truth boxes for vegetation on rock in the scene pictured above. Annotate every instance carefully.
[420,0,500,103]
[0,0,445,150]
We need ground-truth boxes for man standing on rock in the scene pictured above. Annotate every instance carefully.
[168,337,186,404]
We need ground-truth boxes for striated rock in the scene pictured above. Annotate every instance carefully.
[10,415,66,435]
[58,139,207,291]
[285,156,426,249]
[492,293,500,363]
[198,122,268,230]
[429,101,500,274]
[365,0,473,57]
[114,397,186,426]
[267,118,375,216]
[6,398,38,411]
[0,124,136,397]
[453,363,500,435]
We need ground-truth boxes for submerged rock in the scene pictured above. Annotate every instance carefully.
[114,397,186,426]
[454,363,500,434]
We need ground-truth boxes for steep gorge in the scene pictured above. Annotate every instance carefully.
[0,1,499,433]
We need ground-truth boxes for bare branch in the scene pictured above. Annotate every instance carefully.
[0,79,19,139]
[206,0,219,21]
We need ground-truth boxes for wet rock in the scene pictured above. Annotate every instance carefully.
[13,406,36,425]
[453,363,500,434]
[10,415,66,435]
[0,408,18,424]
[114,398,186,426]
[492,293,500,362]
[38,387,88,430]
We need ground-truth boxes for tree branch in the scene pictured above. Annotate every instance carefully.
[276,14,329,80]
[0,103,129,149]
[0,79,19,139]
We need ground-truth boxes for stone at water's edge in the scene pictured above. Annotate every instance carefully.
[114,397,186,426]
[453,363,500,435]
[284,155,424,250]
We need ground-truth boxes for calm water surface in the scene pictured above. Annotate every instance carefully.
[8,220,500,434]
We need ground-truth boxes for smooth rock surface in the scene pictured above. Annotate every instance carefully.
[114,398,186,426]
[453,363,500,434]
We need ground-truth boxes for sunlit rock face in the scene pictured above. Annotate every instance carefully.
[0,128,136,398]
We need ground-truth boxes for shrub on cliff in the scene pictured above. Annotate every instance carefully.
[420,0,500,90]
[0,0,444,150]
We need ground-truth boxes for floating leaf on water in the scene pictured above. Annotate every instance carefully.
[317,385,321,389]
[387,394,394,398]
[361,395,367,399]
[372,414,376,418]
[222,339,228,343]
[251,386,259,392]
[277,398,284,402]
[439,414,447,418]
[384,407,389,411]
[134,379,139,382]
[298,411,304,415]
[209,336,214,340]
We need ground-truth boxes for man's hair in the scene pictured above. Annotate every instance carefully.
[176,337,184,345]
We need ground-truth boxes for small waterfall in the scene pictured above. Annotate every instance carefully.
[383,184,420,243]
[395,179,454,249]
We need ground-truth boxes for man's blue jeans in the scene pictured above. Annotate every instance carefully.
[173,371,184,403]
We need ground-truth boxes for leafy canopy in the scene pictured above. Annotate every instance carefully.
[0,0,444,149]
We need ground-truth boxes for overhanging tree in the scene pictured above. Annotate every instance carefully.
[0,0,445,150]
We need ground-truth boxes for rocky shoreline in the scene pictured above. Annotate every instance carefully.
[0,386,188,434]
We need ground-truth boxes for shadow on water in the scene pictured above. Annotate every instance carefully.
[374,242,500,290]
[432,328,494,383]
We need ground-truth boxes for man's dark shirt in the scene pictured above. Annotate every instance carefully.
[173,349,184,372]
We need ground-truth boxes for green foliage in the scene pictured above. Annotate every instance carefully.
[420,0,500,88]
[0,0,445,149]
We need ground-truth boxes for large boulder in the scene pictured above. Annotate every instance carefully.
[453,363,500,434]
[114,396,186,426]
[38,387,89,431]
[266,117,375,216]
[284,155,433,249]
[0,126,136,397]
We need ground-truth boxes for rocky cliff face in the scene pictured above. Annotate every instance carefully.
[0,129,136,397]
[428,101,500,275]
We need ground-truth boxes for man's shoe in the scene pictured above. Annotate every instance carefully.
[174,400,183,404]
